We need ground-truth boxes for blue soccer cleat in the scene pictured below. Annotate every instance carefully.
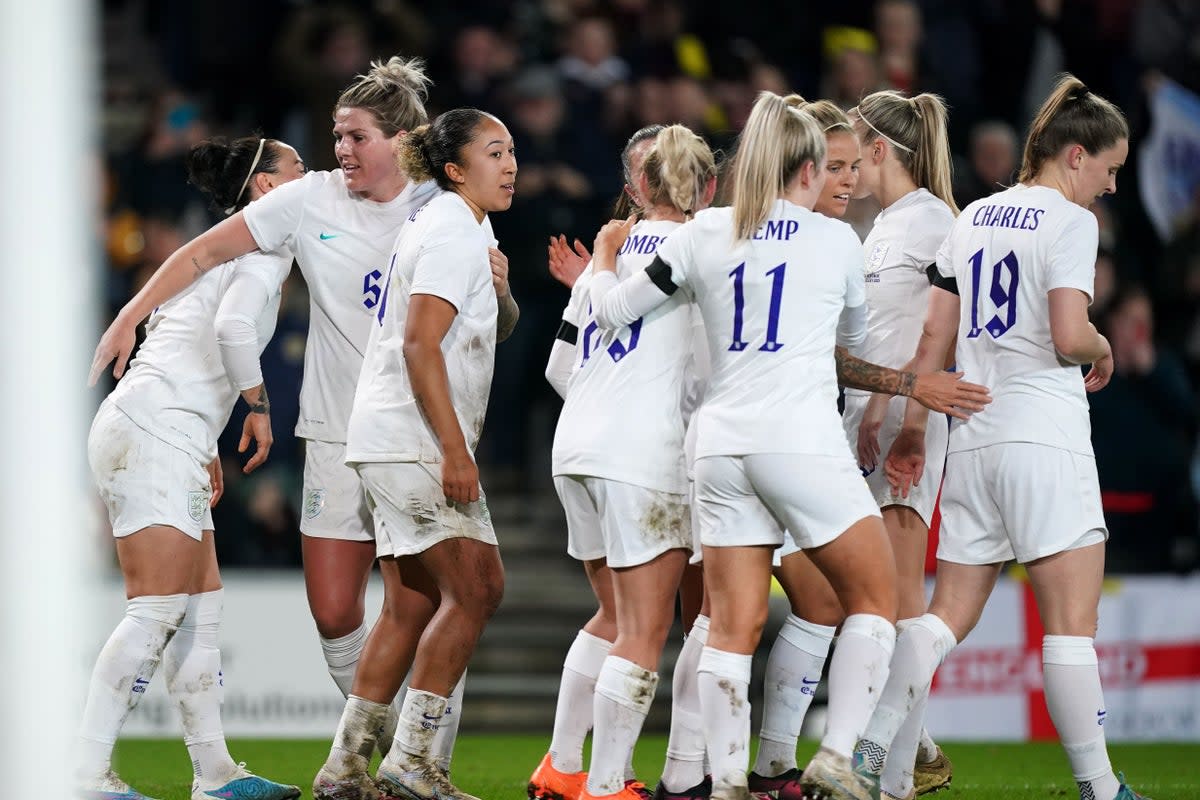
[1113,772,1152,800]
[192,763,300,800]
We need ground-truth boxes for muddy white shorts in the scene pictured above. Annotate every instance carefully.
[301,439,373,541]
[938,443,1107,565]
[694,453,880,550]
[842,393,949,526]
[555,475,691,568]
[88,400,212,540]
[356,461,497,558]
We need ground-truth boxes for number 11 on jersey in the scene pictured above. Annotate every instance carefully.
[729,261,787,352]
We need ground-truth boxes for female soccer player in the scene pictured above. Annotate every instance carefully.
[532,124,719,800]
[90,57,520,771]
[80,135,305,800]
[856,74,1149,800]
[312,107,516,800]
[840,88,960,795]
[589,90,900,800]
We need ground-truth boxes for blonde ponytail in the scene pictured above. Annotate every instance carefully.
[642,125,717,217]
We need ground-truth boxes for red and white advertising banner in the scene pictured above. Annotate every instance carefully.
[924,575,1200,741]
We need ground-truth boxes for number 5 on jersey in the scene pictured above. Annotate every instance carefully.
[729,262,787,352]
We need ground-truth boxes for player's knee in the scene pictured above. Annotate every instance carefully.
[310,603,365,640]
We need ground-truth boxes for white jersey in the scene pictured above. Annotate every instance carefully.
[937,184,1098,455]
[655,200,865,459]
[847,188,955,396]
[345,191,498,464]
[111,249,291,463]
[552,219,692,493]
[243,169,442,443]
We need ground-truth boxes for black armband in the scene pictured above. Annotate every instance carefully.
[645,257,680,296]
[931,271,959,296]
[555,320,579,345]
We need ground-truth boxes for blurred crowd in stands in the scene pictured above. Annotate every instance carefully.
[96,0,1200,572]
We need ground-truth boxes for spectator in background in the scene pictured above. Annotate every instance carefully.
[112,89,213,235]
[954,120,1019,207]
[875,0,923,94]
[1092,284,1199,573]
[433,24,519,114]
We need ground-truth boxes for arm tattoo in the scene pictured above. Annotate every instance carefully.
[496,293,520,343]
[249,387,270,414]
[835,346,918,397]
[191,256,205,280]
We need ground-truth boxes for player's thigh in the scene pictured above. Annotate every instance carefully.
[1025,542,1105,637]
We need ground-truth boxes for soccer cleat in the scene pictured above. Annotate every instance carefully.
[78,769,162,800]
[376,757,481,800]
[192,763,300,800]
[579,782,654,800]
[800,748,880,800]
[652,775,712,800]
[747,768,807,799]
[313,753,381,800]
[626,780,654,799]
[882,790,915,800]
[1114,772,1152,800]
[527,753,587,800]
[912,747,952,796]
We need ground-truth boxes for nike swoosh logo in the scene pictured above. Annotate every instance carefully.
[801,677,821,685]
[319,232,339,240]
[421,712,442,720]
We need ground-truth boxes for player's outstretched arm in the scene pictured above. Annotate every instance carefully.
[89,213,259,386]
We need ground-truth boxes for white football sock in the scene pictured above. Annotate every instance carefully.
[917,726,938,763]
[753,614,835,777]
[384,689,447,768]
[431,671,466,773]
[549,630,612,774]
[326,695,389,770]
[1043,636,1120,800]
[163,590,238,784]
[698,646,753,796]
[880,689,926,798]
[587,657,658,795]
[822,614,896,759]
[856,613,955,775]
[76,593,189,783]
[661,615,709,793]
[320,622,368,699]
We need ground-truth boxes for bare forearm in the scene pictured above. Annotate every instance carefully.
[404,342,467,453]
[835,346,917,397]
[496,293,520,343]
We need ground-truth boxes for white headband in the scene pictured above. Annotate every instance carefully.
[852,108,913,154]
[226,138,266,215]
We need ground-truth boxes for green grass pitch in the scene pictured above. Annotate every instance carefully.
[115,735,1199,799]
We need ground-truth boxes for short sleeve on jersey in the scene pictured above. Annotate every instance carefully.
[408,216,487,312]
[561,266,593,326]
[1046,211,1099,302]
[242,171,315,253]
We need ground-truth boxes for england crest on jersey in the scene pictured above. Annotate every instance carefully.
[304,489,327,520]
